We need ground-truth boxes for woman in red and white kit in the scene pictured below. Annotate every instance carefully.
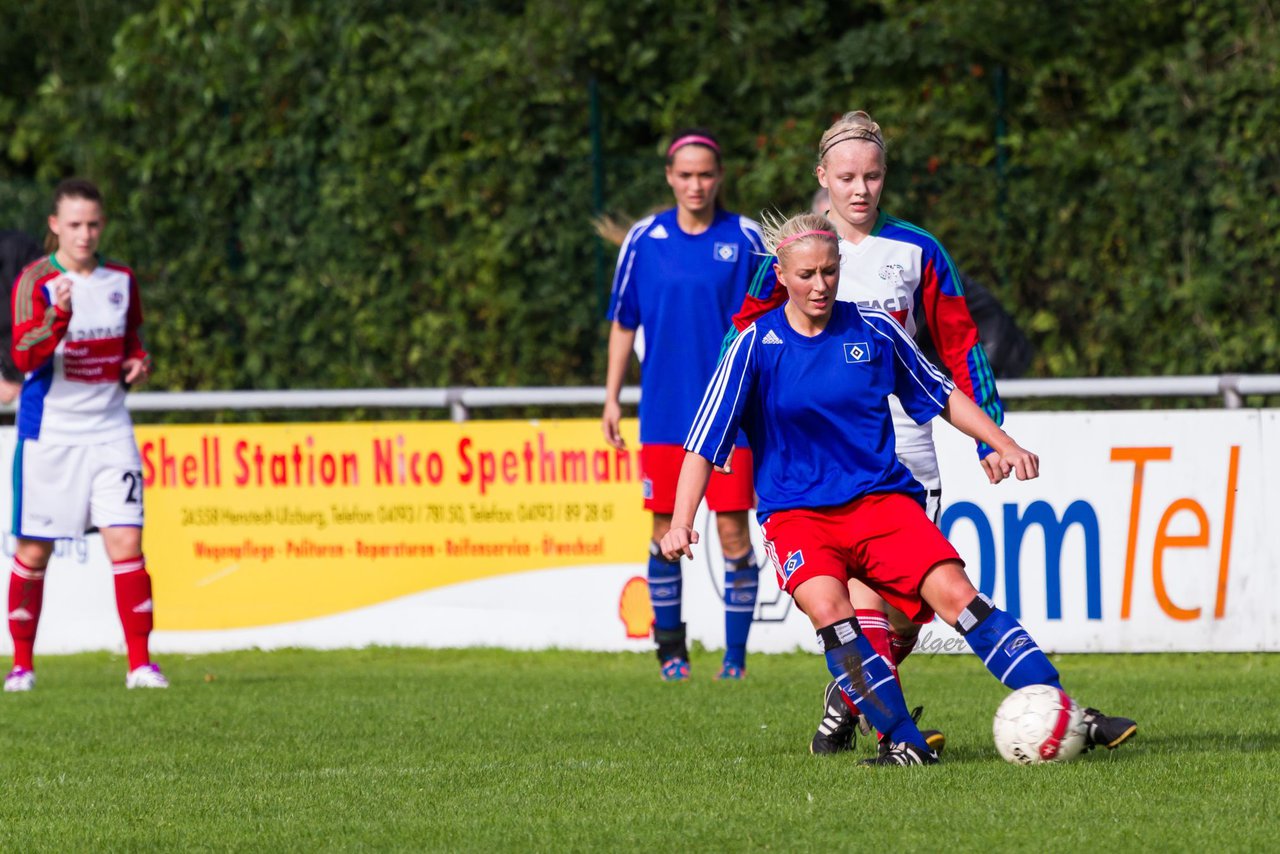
[5,178,167,691]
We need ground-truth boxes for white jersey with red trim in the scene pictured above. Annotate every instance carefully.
[832,216,1002,455]
[833,234,938,454]
[12,256,144,445]
[729,211,1003,461]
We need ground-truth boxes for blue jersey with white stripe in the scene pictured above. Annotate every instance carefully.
[606,207,765,445]
[685,301,956,521]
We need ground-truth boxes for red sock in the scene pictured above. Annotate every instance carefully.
[856,609,896,678]
[8,557,46,671]
[112,555,153,671]
[890,630,918,668]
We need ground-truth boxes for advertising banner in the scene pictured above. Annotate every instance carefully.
[1,411,1276,656]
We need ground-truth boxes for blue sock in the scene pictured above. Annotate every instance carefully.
[817,618,928,750]
[648,541,682,632]
[955,593,1062,689]
[722,552,758,669]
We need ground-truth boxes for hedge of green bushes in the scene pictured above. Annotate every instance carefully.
[1,0,1276,390]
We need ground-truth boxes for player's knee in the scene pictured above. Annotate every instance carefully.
[846,578,884,611]
[101,525,143,560]
[801,595,855,629]
[887,607,919,637]
[919,560,976,625]
[14,538,53,570]
[715,511,751,556]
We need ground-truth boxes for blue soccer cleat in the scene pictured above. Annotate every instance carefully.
[715,663,746,681]
[660,657,690,681]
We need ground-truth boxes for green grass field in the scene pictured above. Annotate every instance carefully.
[1,647,1275,851]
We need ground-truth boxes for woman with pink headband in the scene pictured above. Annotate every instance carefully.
[660,212,1136,766]
[602,128,769,681]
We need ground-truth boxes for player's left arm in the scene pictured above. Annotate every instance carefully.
[939,389,1038,483]
[917,242,1004,462]
[121,273,151,386]
[880,309,1026,484]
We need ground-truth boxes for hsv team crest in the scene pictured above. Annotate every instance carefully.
[714,242,739,262]
[781,549,805,583]
[843,342,869,363]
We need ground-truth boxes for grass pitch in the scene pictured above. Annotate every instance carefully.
[0,647,1275,851]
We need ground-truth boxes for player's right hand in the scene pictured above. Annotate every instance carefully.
[660,525,699,561]
[52,276,73,312]
[601,399,625,449]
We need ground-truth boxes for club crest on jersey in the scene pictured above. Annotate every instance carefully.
[714,242,739,262]
[110,291,124,305]
[780,549,805,583]
[843,342,870,363]
[878,263,905,286]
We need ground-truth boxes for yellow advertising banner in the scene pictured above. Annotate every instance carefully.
[137,419,645,630]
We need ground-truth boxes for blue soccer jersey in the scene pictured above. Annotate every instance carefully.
[606,207,766,445]
[685,301,956,521]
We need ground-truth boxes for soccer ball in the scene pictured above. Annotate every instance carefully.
[992,684,1087,765]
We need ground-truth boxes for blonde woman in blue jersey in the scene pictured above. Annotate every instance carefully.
[602,129,766,681]
[732,111,1008,755]
[660,212,1136,765]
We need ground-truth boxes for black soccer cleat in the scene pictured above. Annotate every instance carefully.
[859,741,938,767]
[878,706,946,758]
[810,680,857,755]
[1082,707,1138,750]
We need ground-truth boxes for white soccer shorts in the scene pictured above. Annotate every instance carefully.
[12,435,145,539]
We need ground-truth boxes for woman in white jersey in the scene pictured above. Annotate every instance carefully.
[4,178,167,692]
[729,112,1005,755]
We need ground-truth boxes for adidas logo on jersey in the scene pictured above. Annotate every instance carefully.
[648,224,669,239]
[761,330,784,345]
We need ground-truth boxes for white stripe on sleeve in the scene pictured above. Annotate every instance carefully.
[686,325,757,458]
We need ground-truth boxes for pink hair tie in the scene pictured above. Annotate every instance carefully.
[667,134,721,157]
[776,229,836,252]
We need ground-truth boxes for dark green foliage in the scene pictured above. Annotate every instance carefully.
[0,0,1275,390]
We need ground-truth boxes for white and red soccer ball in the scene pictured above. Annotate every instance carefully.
[992,684,1087,764]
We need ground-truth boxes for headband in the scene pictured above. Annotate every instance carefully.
[819,128,884,159]
[667,134,721,157]
[776,229,837,252]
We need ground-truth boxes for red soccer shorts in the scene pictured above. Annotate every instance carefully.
[640,444,755,515]
[760,492,961,624]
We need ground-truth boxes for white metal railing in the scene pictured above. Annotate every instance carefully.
[85,374,1280,421]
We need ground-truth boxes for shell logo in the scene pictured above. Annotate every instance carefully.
[618,576,654,639]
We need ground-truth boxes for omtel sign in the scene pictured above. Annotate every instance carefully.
[940,445,1240,624]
